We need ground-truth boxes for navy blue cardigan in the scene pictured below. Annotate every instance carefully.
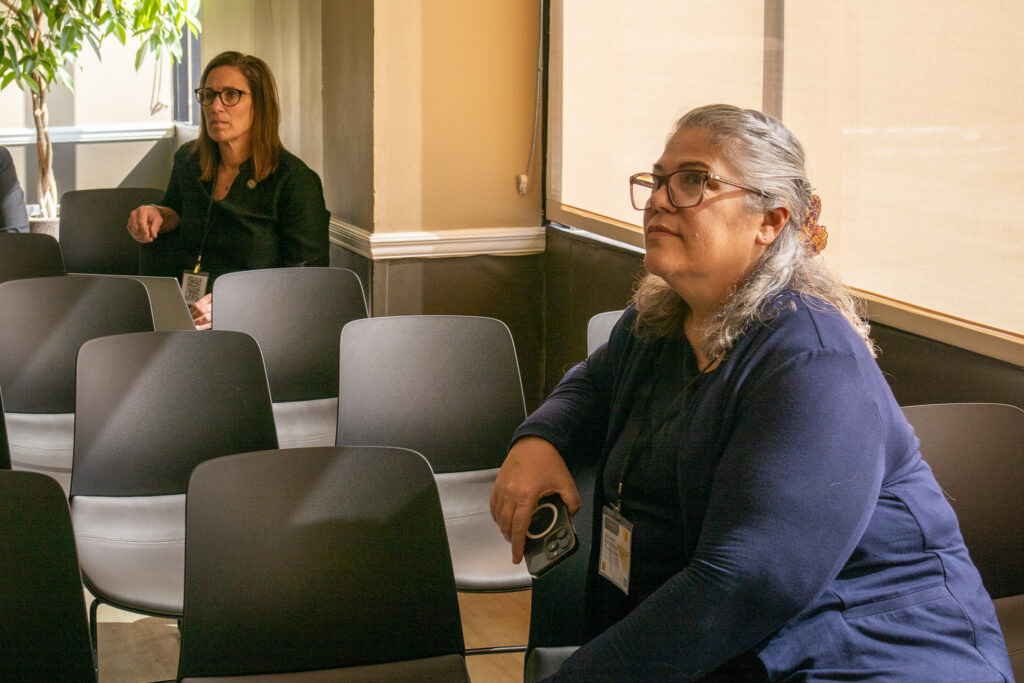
[515,294,1011,681]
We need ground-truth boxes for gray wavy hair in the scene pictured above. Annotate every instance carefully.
[633,104,875,359]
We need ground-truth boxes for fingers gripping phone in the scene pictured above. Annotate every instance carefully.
[524,494,578,578]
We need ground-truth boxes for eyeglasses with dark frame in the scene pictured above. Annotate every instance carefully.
[194,87,250,107]
[629,169,770,211]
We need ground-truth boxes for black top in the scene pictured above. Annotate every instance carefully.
[0,146,29,233]
[155,141,329,283]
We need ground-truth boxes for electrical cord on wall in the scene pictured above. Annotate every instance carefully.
[518,0,545,196]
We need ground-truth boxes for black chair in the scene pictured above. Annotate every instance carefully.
[902,402,1024,680]
[58,187,163,275]
[177,446,470,682]
[70,330,279,660]
[0,231,66,284]
[336,315,532,607]
[0,275,154,493]
[213,267,368,448]
[0,470,96,682]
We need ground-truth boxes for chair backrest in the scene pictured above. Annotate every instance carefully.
[0,470,96,682]
[88,274,195,331]
[336,315,526,473]
[902,402,1024,599]
[213,267,368,401]
[177,446,468,682]
[0,275,154,413]
[0,232,66,284]
[70,330,278,497]
[58,187,164,275]
[587,309,624,356]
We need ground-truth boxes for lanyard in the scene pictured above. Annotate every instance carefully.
[611,352,712,513]
[193,167,219,273]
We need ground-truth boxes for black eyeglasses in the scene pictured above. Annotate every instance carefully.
[629,169,769,210]
[194,87,250,107]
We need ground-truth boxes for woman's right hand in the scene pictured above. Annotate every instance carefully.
[126,204,164,243]
[490,436,580,564]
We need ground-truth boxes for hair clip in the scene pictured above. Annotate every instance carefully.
[800,194,827,254]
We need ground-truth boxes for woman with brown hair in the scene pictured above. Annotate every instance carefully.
[127,51,328,329]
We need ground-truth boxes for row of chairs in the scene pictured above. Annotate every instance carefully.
[0,187,165,282]
[1,445,473,682]
[0,270,534,672]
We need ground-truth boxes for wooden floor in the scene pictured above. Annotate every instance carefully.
[93,590,531,682]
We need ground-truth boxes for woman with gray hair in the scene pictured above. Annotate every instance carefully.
[491,104,1010,681]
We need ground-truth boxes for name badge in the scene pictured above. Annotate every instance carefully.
[181,270,209,306]
[599,505,633,594]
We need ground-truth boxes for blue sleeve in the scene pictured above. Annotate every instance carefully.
[548,349,886,681]
[510,308,633,463]
[276,160,329,267]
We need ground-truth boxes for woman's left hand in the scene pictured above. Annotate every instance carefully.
[190,293,213,330]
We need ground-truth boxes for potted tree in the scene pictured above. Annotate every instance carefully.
[0,0,200,234]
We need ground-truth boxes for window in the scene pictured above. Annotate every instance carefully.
[546,0,1023,362]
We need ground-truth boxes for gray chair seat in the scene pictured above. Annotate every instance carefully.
[71,494,185,615]
[271,397,338,449]
[5,412,74,494]
[437,469,531,591]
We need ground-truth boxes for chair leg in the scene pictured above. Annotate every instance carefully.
[89,597,100,673]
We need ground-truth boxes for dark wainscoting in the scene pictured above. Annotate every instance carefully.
[330,244,546,410]
[332,227,1021,413]
[542,226,645,396]
[871,323,1023,409]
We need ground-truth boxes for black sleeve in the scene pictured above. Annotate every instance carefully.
[276,159,329,267]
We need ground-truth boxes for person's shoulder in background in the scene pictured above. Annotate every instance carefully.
[0,146,30,233]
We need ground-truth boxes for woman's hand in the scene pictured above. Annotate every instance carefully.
[126,204,164,243]
[491,436,580,564]
[190,292,213,330]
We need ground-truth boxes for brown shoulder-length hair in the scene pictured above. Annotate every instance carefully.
[194,51,282,183]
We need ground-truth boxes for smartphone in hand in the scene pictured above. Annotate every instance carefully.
[524,494,577,578]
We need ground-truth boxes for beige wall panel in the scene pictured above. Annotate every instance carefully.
[72,41,174,125]
[322,0,374,229]
[0,86,28,128]
[200,0,324,175]
[373,0,543,233]
[74,140,176,191]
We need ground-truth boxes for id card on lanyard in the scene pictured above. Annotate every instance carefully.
[181,172,216,305]
[182,264,209,306]
[599,505,633,594]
